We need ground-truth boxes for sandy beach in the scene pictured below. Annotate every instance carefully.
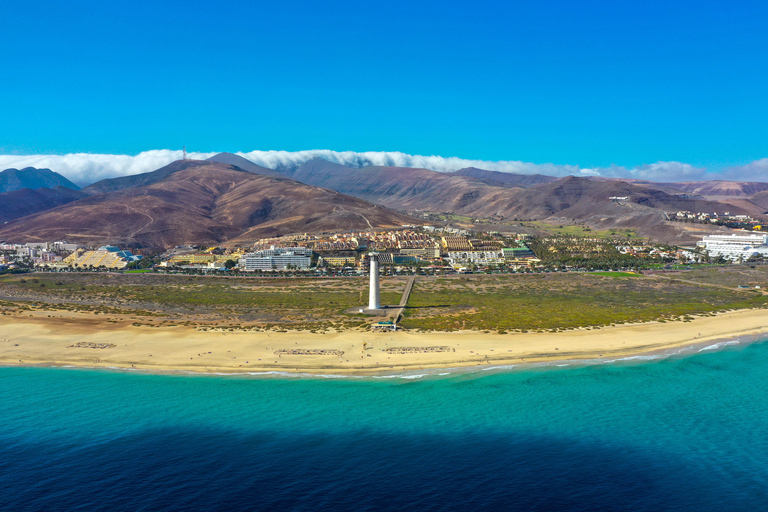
[1,307,767,375]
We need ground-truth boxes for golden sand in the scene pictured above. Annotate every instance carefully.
[1,308,767,375]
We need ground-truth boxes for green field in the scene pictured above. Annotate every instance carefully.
[527,222,640,239]
[588,271,639,278]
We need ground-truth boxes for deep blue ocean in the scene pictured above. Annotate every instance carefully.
[2,339,768,511]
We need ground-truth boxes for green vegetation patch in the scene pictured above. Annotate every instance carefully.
[5,270,765,333]
[588,271,639,278]
[676,266,768,290]
[527,222,640,239]
[0,273,409,329]
[399,273,767,332]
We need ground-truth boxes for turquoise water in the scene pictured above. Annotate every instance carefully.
[2,339,768,510]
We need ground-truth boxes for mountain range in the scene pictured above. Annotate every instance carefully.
[271,158,762,242]
[0,160,415,248]
[0,167,79,194]
[1,154,767,248]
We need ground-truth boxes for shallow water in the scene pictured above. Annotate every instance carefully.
[2,339,768,511]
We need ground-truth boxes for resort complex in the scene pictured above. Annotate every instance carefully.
[696,234,768,262]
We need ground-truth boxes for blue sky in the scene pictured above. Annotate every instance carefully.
[1,0,766,173]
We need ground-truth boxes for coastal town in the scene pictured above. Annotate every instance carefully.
[3,224,768,276]
[5,1,768,509]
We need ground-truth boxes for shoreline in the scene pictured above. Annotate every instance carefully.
[2,308,768,377]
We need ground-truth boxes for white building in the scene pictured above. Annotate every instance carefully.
[447,250,505,266]
[696,233,768,261]
[238,246,312,271]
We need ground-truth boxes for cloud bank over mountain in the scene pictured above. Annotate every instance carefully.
[0,150,765,186]
[724,158,768,182]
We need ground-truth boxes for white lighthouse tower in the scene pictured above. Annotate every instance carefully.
[368,252,381,310]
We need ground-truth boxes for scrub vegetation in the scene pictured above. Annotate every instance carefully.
[399,273,768,332]
[1,270,766,333]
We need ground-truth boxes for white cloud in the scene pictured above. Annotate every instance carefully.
[589,161,708,182]
[0,149,764,186]
[0,150,216,186]
[723,158,768,182]
[234,149,584,177]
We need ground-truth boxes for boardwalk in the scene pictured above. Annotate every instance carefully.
[400,275,417,306]
[387,275,417,322]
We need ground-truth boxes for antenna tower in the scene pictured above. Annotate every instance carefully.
[182,146,187,160]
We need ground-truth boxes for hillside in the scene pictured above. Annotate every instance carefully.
[658,180,768,198]
[0,167,80,193]
[80,159,208,195]
[0,161,416,248]
[744,190,768,211]
[0,187,87,225]
[206,152,283,177]
[284,158,515,212]
[452,167,558,188]
[269,157,760,243]
[283,158,748,219]
[479,176,748,219]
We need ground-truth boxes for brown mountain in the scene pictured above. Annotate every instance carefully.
[0,160,416,248]
[0,167,80,193]
[475,176,748,219]
[285,158,516,212]
[0,186,87,225]
[270,158,762,243]
[744,190,768,211]
[283,158,748,219]
[80,160,199,195]
[454,176,757,244]
[206,152,283,177]
[658,180,768,198]
[452,167,558,188]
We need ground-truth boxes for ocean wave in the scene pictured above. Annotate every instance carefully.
[618,355,665,361]
[699,340,742,352]
[373,373,428,379]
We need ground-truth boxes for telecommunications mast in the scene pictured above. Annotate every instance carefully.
[182,146,187,160]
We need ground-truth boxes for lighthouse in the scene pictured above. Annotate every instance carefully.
[368,252,381,310]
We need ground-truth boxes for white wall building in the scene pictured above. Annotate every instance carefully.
[447,250,505,266]
[238,246,312,271]
[697,233,768,261]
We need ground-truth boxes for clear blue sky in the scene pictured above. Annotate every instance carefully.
[1,0,766,169]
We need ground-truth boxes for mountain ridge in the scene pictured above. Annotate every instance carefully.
[0,167,80,193]
[0,161,416,248]
[0,186,87,225]
[206,152,283,177]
